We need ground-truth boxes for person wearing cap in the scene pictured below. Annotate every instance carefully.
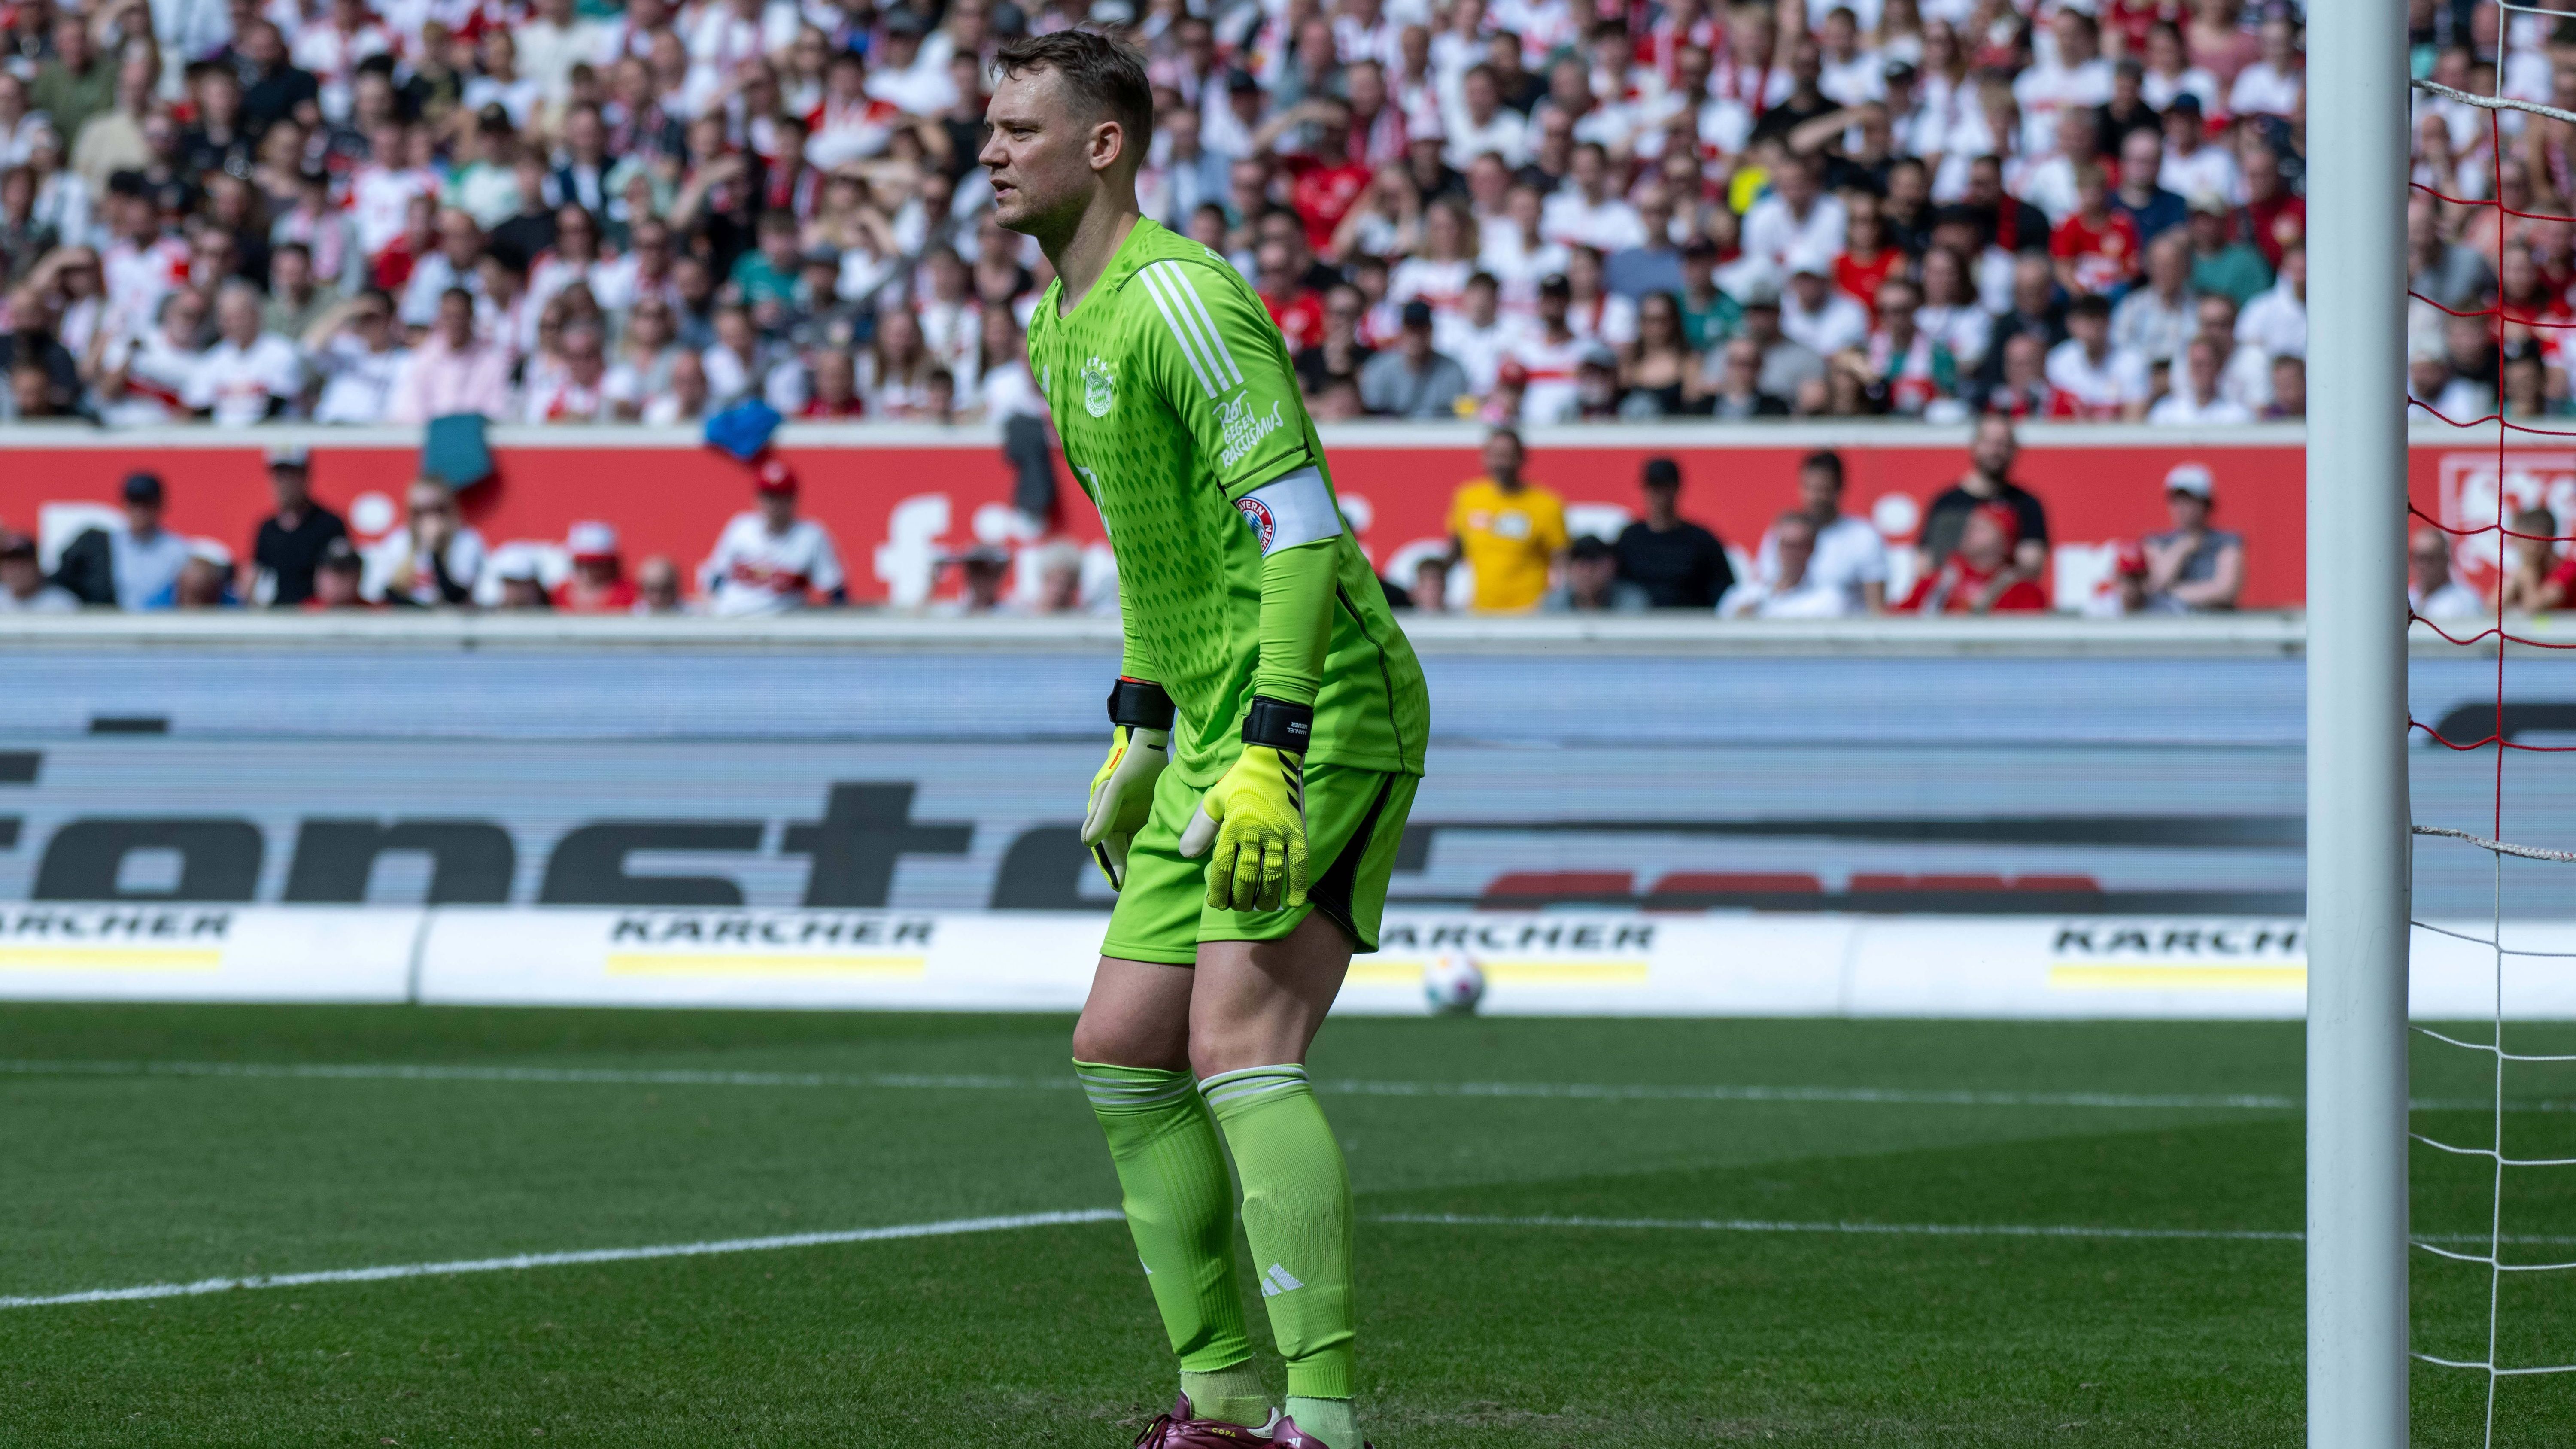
[0,532,79,613]
[2140,463,2243,612]
[305,536,370,610]
[1898,502,2047,614]
[364,478,487,606]
[867,10,961,115]
[2081,540,2155,619]
[2155,91,2236,204]
[489,547,554,610]
[1731,274,1828,403]
[1357,299,1469,418]
[1501,272,1588,422]
[1780,243,1868,358]
[2187,189,2273,307]
[1613,456,1733,609]
[50,472,194,610]
[698,459,848,615]
[1540,535,1650,613]
[554,522,638,612]
[248,446,349,607]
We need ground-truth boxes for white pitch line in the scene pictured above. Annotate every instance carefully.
[0,1057,2309,1110]
[16,1209,2576,1310]
[0,1209,1123,1311]
[1371,1213,2576,1248]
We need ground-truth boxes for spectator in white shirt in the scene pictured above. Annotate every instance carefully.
[2112,231,2196,367]
[49,471,195,610]
[1755,449,1890,613]
[307,289,410,424]
[0,531,78,611]
[2236,242,2306,361]
[1720,511,1856,617]
[700,459,848,614]
[2146,334,2254,425]
[363,478,487,607]
[2044,293,2151,421]
[1434,270,1521,390]
[183,281,306,425]
[2157,96,2239,205]
[2011,7,2112,153]
[521,320,612,422]
[517,0,617,105]
[1780,246,1869,357]
[1741,152,1847,269]
[2410,525,2486,621]
[1444,64,1528,169]
[2227,13,2304,119]
[1538,142,1647,254]
[2194,291,2276,413]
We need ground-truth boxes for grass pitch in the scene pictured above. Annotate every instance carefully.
[3,1005,2572,1447]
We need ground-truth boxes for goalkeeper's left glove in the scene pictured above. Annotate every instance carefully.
[1177,696,1311,913]
[1080,678,1173,890]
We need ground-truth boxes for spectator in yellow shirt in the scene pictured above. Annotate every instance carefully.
[1445,427,1569,612]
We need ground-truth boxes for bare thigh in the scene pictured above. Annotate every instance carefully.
[1069,913,1356,1078]
[1186,911,1355,1080]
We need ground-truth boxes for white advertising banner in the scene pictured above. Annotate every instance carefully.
[5,906,2568,1019]
[0,904,418,1002]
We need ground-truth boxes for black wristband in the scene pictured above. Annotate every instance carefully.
[1242,696,1314,752]
[1106,677,1176,731]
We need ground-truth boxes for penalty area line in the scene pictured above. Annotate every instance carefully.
[1373,1212,2576,1248]
[0,1209,1123,1311]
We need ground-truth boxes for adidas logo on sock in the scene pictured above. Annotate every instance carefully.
[1258,1263,1304,1298]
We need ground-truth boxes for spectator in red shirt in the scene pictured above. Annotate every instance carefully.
[2050,164,2142,297]
[1255,235,1328,353]
[1900,503,2048,614]
[553,520,638,612]
[1835,191,1902,325]
[2237,139,2305,268]
[1263,96,1374,255]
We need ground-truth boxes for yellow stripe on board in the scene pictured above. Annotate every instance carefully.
[2049,965,2306,992]
[0,947,226,972]
[1347,959,1652,987]
[604,954,928,979]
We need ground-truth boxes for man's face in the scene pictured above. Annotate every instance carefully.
[2069,310,2108,352]
[638,560,680,610]
[2167,490,2209,530]
[2411,530,2452,592]
[759,492,797,530]
[1482,434,1523,482]
[218,291,260,345]
[1722,339,1760,386]
[125,497,161,535]
[1570,550,1616,596]
[1798,465,1840,516]
[408,485,454,536]
[982,67,1121,237]
[1971,419,2016,477]
[2,553,42,598]
[438,293,474,347]
[1741,304,1779,343]
[2121,131,2161,190]
[1959,510,2008,568]
[314,564,361,606]
[270,465,310,511]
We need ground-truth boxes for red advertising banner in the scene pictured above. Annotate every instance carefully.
[0,424,2497,611]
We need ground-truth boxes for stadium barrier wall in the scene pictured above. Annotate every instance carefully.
[2,902,2565,1018]
[1,419,2531,612]
[2,615,2564,1015]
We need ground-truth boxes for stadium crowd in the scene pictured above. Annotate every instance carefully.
[0,0,2316,427]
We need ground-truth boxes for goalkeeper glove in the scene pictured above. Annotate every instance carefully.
[1177,696,1312,913]
[1080,678,1173,890]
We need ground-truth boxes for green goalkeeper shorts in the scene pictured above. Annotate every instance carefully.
[1102,758,1420,965]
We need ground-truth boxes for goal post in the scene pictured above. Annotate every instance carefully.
[2305,0,2413,1443]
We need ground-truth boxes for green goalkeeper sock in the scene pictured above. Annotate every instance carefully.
[1201,1064,1356,1406]
[1076,1061,1260,1416]
[1285,1396,1360,1449]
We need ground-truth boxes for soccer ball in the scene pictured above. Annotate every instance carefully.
[1422,952,1486,1015]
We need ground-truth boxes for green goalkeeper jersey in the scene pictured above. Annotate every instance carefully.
[1027,217,1429,788]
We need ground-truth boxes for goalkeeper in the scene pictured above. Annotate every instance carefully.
[983,28,1429,1449]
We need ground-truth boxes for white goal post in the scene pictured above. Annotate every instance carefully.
[2306,1,2412,1444]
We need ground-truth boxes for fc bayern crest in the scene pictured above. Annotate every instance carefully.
[1080,356,1116,417]
[1236,495,1278,550]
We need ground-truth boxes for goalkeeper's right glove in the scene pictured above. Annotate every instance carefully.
[1079,677,1174,891]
